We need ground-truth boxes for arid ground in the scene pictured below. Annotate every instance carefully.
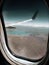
[0,20,48,60]
[8,34,48,60]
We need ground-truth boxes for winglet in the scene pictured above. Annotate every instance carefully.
[32,10,39,20]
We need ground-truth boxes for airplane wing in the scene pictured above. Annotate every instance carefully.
[5,10,39,28]
[5,19,49,28]
[5,10,49,28]
[5,19,32,27]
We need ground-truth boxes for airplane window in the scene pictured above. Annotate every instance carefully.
[1,0,49,65]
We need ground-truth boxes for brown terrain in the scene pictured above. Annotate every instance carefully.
[8,34,48,60]
[0,20,48,60]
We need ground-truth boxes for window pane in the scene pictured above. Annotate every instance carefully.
[2,0,49,60]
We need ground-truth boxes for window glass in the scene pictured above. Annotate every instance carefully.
[2,0,49,60]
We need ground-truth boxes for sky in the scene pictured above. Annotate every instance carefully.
[2,0,49,28]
